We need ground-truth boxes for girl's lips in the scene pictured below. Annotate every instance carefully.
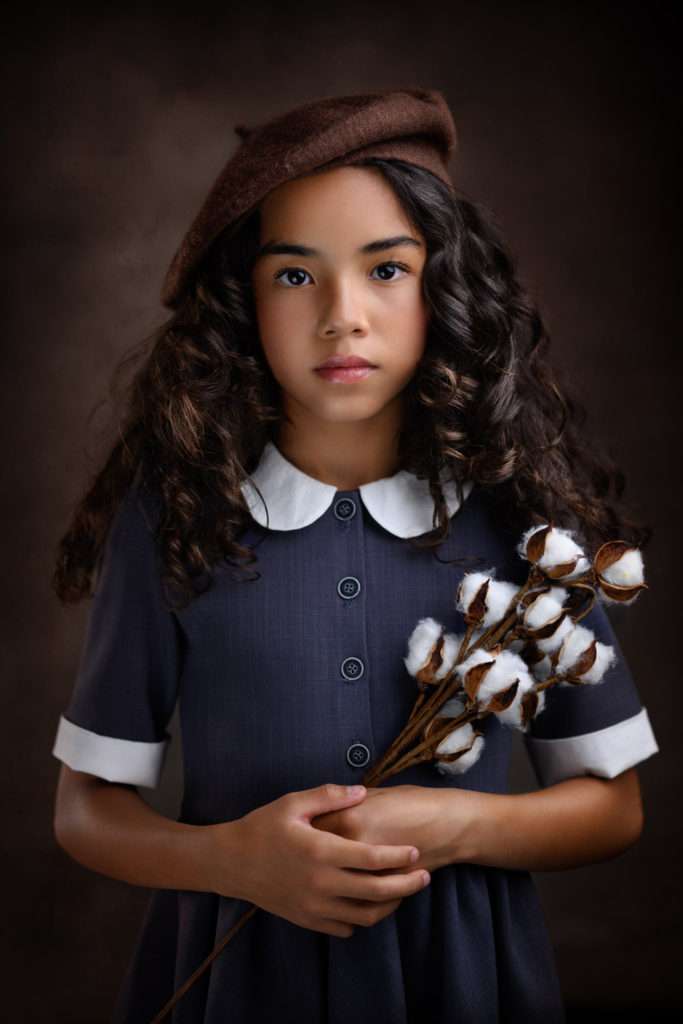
[314,366,377,382]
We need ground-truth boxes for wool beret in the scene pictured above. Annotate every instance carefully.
[161,87,457,309]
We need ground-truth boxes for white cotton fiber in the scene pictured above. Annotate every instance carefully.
[456,571,519,629]
[474,649,533,706]
[455,646,497,680]
[434,633,465,680]
[456,570,496,614]
[435,720,474,756]
[517,525,590,579]
[481,580,520,629]
[556,623,594,676]
[535,614,574,654]
[522,587,568,630]
[436,734,485,776]
[404,617,443,677]
[495,668,538,729]
[575,640,616,684]
[601,548,644,587]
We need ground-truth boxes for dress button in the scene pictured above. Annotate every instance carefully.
[346,742,371,768]
[337,576,361,600]
[340,656,364,681]
[333,497,357,521]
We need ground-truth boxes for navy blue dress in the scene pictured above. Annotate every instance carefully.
[52,446,659,1023]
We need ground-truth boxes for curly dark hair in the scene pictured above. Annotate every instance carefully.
[51,157,652,612]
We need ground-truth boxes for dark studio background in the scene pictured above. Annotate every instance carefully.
[3,2,681,1020]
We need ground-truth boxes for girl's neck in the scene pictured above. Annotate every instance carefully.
[274,398,404,490]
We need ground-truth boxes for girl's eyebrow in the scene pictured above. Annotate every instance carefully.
[254,235,423,262]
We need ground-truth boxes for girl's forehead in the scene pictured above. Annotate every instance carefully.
[261,165,399,218]
[258,167,420,246]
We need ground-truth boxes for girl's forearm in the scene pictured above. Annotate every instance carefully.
[54,774,237,894]
[450,770,644,872]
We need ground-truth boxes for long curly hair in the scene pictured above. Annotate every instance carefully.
[51,157,653,612]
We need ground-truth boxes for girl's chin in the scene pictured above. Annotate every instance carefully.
[295,398,392,425]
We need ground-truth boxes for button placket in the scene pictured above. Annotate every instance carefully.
[333,491,373,775]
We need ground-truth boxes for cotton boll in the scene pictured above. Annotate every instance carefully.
[434,633,465,680]
[601,548,645,587]
[519,525,590,579]
[455,646,496,681]
[436,734,485,776]
[516,524,548,562]
[435,720,475,756]
[508,636,526,654]
[542,528,586,570]
[575,641,616,684]
[556,624,595,676]
[456,570,497,615]
[456,570,520,629]
[474,649,529,705]
[404,617,443,677]
[480,580,520,629]
[490,666,537,728]
[535,614,574,655]
[511,686,548,726]
[522,587,568,630]
[540,532,589,581]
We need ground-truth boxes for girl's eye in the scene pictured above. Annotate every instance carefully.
[274,267,313,288]
[273,261,410,288]
[371,261,410,282]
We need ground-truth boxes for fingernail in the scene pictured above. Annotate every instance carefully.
[347,785,365,796]
[410,848,419,862]
[422,872,431,886]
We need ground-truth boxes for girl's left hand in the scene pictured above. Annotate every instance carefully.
[310,784,466,875]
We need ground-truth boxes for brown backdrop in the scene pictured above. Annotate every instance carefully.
[4,2,680,1020]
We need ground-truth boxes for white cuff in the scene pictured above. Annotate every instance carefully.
[523,706,659,788]
[52,714,170,789]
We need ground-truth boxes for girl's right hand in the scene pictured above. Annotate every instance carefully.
[206,783,431,939]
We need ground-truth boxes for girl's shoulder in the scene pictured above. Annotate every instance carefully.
[453,482,531,583]
[462,481,526,542]
[97,472,165,579]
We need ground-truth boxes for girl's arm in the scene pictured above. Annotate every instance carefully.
[53,764,235,893]
[449,766,644,871]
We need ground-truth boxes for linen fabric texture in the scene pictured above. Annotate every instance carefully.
[52,443,659,1023]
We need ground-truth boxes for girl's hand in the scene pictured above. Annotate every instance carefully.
[207,783,431,939]
[311,784,471,874]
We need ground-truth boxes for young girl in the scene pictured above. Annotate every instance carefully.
[51,88,659,1023]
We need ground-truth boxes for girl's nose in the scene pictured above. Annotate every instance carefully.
[319,280,370,337]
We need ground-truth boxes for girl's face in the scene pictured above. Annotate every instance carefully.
[250,165,429,430]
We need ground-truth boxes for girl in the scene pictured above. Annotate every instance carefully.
[51,88,659,1023]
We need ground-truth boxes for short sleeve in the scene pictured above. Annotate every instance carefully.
[51,481,183,788]
[523,596,659,788]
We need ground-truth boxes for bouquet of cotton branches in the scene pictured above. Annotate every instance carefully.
[360,523,647,788]
[148,522,647,1022]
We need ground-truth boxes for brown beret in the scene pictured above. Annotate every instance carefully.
[161,87,457,309]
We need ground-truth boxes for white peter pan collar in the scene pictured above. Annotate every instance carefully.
[240,439,474,538]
